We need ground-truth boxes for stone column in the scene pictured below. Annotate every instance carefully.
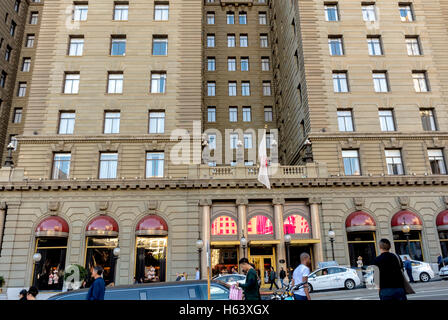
[200,199,212,279]
[236,198,248,259]
[273,198,286,271]
[309,198,324,269]
[0,202,6,255]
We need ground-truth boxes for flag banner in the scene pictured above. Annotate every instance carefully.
[258,133,271,189]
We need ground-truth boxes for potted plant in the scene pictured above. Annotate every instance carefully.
[0,276,5,294]
[63,264,87,291]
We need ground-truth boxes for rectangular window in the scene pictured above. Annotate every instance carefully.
[207,82,215,96]
[146,152,164,178]
[413,71,429,92]
[241,57,249,72]
[244,133,253,149]
[399,4,414,22]
[52,153,71,180]
[228,81,237,96]
[73,4,88,21]
[229,107,238,122]
[239,12,247,24]
[240,34,248,47]
[373,72,389,92]
[230,134,238,149]
[149,111,165,134]
[405,36,421,55]
[207,12,215,24]
[259,12,267,24]
[29,12,38,24]
[207,34,215,48]
[10,20,16,36]
[69,37,84,56]
[420,109,437,131]
[152,36,168,56]
[107,73,124,94]
[207,57,215,71]
[337,110,354,132]
[227,12,234,24]
[242,107,251,122]
[379,109,395,131]
[114,3,129,21]
[154,3,169,21]
[263,81,271,96]
[17,82,27,97]
[328,36,344,55]
[99,153,118,179]
[362,4,376,21]
[428,149,446,175]
[13,108,22,123]
[207,107,216,122]
[0,72,7,88]
[342,150,361,176]
[5,46,11,62]
[26,34,35,48]
[151,72,166,93]
[111,36,126,56]
[241,81,250,96]
[367,36,382,55]
[14,0,21,13]
[325,3,339,21]
[385,149,404,175]
[227,34,235,47]
[261,57,270,71]
[260,34,268,48]
[228,57,236,71]
[22,58,31,72]
[264,107,273,122]
[104,112,120,134]
[333,71,348,92]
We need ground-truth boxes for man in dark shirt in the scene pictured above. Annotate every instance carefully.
[403,256,414,283]
[86,266,106,301]
[237,258,260,300]
[373,238,407,301]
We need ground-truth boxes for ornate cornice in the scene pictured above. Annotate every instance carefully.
[309,132,448,141]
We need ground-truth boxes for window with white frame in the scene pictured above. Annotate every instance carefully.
[405,36,421,55]
[69,37,84,56]
[342,150,361,176]
[241,81,250,96]
[73,4,88,21]
[362,4,376,21]
[17,82,27,97]
[228,81,237,96]
[153,36,168,56]
[412,71,429,92]
[22,58,31,72]
[242,107,251,122]
[26,34,35,48]
[104,112,120,134]
[240,34,248,47]
[239,12,247,24]
[13,108,22,123]
[428,149,447,174]
[264,107,273,122]
[107,73,123,94]
[207,107,216,122]
[151,72,166,93]
[260,34,268,48]
[229,107,238,122]
[259,12,267,24]
[146,152,164,177]
[399,4,414,22]
[337,110,354,132]
[228,34,236,47]
[378,109,395,131]
[372,72,388,92]
[207,82,216,96]
[99,153,118,179]
[149,111,165,134]
[244,133,252,149]
[29,12,38,24]
[333,72,348,92]
[207,57,215,71]
[114,3,128,21]
[207,12,215,24]
[59,112,75,134]
[263,81,271,96]
[154,3,169,21]
[207,34,215,47]
[324,3,339,21]
[367,36,382,55]
[420,109,437,131]
[241,57,249,71]
[228,57,236,71]
[227,12,235,24]
[385,149,404,175]
[328,36,343,55]
[261,57,270,71]
[111,36,126,56]
[230,134,238,149]
[52,153,71,180]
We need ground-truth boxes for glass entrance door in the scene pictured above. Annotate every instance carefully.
[248,246,276,288]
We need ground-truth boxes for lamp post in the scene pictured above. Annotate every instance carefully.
[328,224,336,261]
[240,234,247,258]
[4,143,15,167]
[401,218,412,259]
[196,238,204,279]
[284,233,291,272]
[112,246,120,285]
[32,252,42,287]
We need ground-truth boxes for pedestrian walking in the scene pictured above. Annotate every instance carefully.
[269,266,279,290]
[175,273,181,281]
[86,266,106,301]
[403,256,414,283]
[291,253,311,300]
[372,239,408,301]
[18,289,27,301]
[236,258,260,300]
[357,256,364,269]
[195,267,200,280]
[180,272,187,281]
[26,286,39,300]
[279,267,286,288]
[437,253,445,271]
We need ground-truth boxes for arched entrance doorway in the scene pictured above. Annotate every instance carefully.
[436,210,448,258]
[345,211,377,267]
[391,210,424,261]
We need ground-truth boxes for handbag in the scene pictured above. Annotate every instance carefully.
[229,285,243,300]
[394,254,415,295]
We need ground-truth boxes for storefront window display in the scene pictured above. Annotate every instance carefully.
[247,215,273,235]
[135,237,167,283]
[33,238,67,291]
[211,248,238,277]
[283,215,310,234]
[211,216,237,236]
[85,237,118,285]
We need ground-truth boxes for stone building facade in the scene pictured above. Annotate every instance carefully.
[0,0,448,294]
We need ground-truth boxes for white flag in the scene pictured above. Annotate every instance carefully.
[258,133,271,189]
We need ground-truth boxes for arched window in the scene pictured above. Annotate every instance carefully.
[345,211,377,267]
[211,216,237,235]
[436,210,448,258]
[391,210,424,261]
[247,215,273,235]
[283,215,310,234]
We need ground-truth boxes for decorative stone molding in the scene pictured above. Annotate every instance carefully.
[353,198,364,210]
[48,201,60,212]
[443,196,448,209]
[397,196,409,209]
[96,201,109,212]
[236,198,249,205]
[308,197,322,205]
[272,198,285,205]
[199,199,212,206]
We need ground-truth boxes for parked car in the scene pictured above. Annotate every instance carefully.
[399,257,434,282]
[48,280,230,300]
[307,266,361,292]
[438,265,448,279]
[213,274,246,286]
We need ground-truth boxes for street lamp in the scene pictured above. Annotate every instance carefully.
[284,233,291,272]
[32,253,42,287]
[112,245,120,285]
[401,218,412,259]
[4,142,15,167]
[196,238,204,279]
[328,224,336,261]
[240,234,247,258]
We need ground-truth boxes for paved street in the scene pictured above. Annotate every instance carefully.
[310,280,448,300]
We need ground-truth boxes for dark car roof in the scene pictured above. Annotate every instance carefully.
[50,280,228,299]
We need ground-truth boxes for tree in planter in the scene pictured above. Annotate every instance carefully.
[63,264,88,291]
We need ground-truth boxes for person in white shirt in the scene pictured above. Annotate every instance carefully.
[195,267,200,280]
[291,253,311,300]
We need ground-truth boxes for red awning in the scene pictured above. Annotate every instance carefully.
[136,215,168,236]
[436,210,448,231]
[86,215,119,236]
[35,216,69,237]
[345,211,376,232]
[391,210,423,231]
